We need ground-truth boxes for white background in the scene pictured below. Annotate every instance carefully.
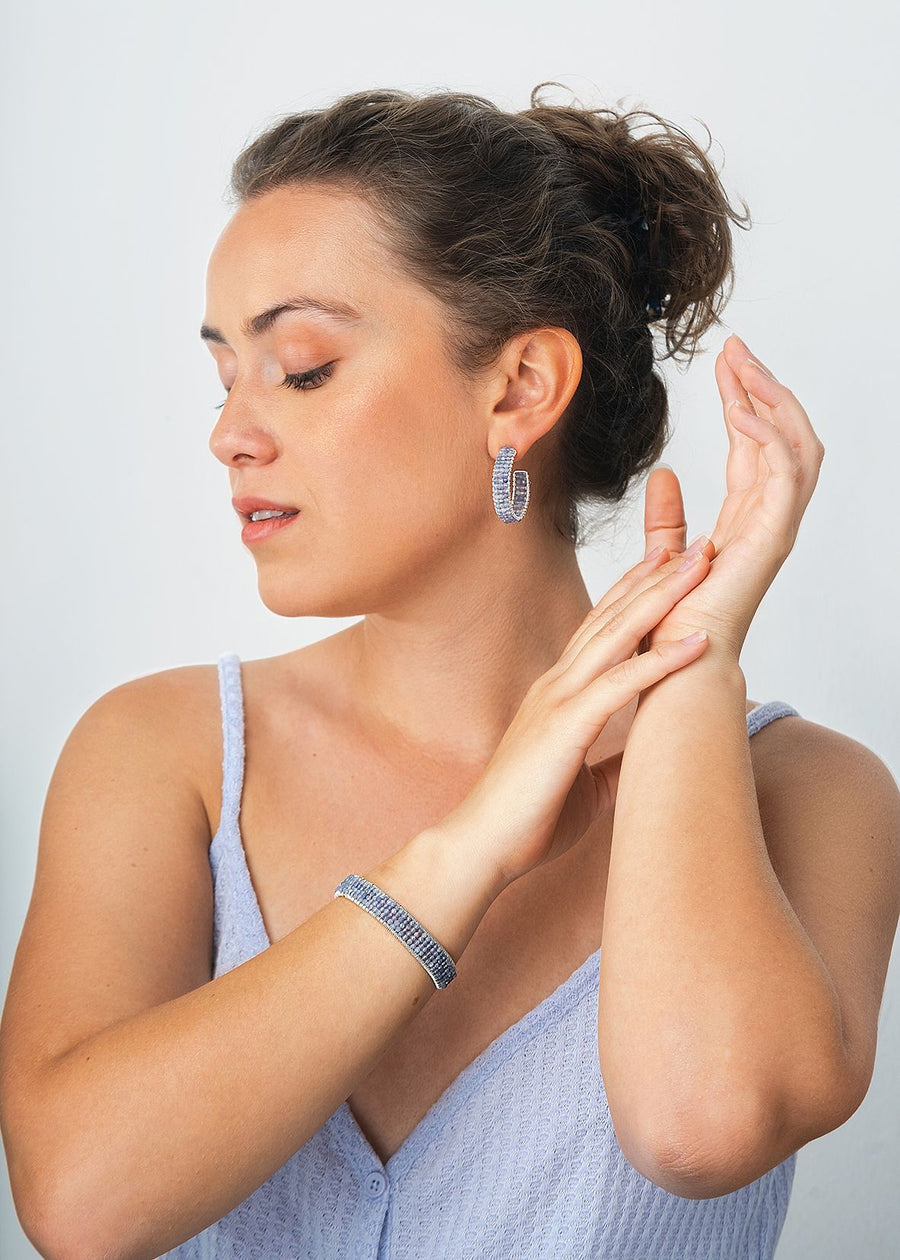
[2,1,898,1254]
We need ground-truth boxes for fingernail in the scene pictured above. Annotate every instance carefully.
[652,462,674,472]
[682,533,710,559]
[677,550,703,571]
[645,545,666,562]
[746,357,776,381]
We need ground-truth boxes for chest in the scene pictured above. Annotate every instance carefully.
[203,670,764,1165]
[208,700,613,1163]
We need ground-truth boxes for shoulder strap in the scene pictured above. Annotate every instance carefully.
[215,652,246,831]
[747,700,800,738]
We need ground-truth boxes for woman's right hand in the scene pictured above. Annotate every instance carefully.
[439,537,715,888]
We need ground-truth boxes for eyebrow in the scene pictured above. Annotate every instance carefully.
[200,295,363,345]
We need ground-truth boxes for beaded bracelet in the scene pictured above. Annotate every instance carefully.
[333,873,458,990]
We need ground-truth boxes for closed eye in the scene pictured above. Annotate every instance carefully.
[214,361,337,409]
[281,362,336,391]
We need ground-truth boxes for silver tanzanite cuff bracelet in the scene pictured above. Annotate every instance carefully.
[333,873,458,990]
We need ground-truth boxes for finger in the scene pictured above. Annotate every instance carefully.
[715,349,765,488]
[723,335,824,458]
[643,466,688,560]
[728,367,824,502]
[559,544,671,662]
[567,628,709,730]
[723,331,778,382]
[557,547,711,694]
[726,399,805,494]
[720,332,777,425]
[562,529,715,668]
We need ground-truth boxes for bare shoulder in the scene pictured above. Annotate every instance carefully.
[741,701,900,909]
[100,649,332,837]
[89,659,221,737]
[747,706,898,815]
[88,661,226,837]
[743,702,899,836]
[111,659,221,717]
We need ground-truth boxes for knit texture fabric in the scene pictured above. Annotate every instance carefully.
[160,652,799,1258]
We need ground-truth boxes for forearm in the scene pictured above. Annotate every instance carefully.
[20,826,506,1260]
[597,642,845,1161]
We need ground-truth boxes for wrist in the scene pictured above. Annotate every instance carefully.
[418,816,513,903]
[365,822,508,968]
[637,637,746,709]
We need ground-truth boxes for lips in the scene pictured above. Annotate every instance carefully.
[232,496,300,521]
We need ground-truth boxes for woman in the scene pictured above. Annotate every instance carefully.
[2,84,898,1259]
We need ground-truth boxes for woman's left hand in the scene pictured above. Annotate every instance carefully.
[640,332,825,665]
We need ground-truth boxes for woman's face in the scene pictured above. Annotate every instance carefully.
[203,183,492,619]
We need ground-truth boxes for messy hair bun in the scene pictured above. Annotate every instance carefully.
[229,82,751,546]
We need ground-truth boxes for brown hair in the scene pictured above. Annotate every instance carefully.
[227,83,751,546]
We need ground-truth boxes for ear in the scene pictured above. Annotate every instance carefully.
[486,326,583,460]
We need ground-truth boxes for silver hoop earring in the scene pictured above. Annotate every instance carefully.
[491,446,530,523]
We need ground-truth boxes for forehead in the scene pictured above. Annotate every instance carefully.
[205,185,411,318]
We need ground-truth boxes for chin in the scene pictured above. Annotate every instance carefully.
[254,571,371,620]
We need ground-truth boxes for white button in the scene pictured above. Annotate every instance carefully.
[365,1170,387,1197]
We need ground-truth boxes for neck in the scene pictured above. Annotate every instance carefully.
[333,526,627,771]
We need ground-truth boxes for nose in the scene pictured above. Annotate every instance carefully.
[208,396,279,468]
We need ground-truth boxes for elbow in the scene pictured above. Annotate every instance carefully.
[12,1156,141,1260]
[2,1084,144,1259]
[21,1212,145,1260]
[615,1085,791,1200]
[2,1127,78,1259]
[14,1188,97,1260]
[640,1129,767,1201]
[16,1182,116,1260]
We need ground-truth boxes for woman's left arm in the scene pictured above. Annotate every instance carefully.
[597,334,900,1199]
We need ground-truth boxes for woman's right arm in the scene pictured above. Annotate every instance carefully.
[2,544,713,1259]
[0,672,508,1260]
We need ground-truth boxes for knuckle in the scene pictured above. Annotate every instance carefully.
[771,385,796,409]
[600,608,628,638]
[535,670,568,707]
[528,671,556,703]
[610,652,643,684]
[598,590,630,620]
[581,603,610,631]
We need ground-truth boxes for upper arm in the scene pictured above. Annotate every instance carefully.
[753,717,900,1132]
[0,666,219,1192]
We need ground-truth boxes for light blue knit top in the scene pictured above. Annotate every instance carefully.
[162,651,799,1259]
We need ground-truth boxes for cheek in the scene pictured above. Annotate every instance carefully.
[311,350,479,534]
[360,411,475,534]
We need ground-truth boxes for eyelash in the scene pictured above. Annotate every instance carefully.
[214,361,336,410]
